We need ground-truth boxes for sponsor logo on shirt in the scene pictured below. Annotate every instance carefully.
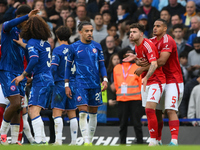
[77,50,83,54]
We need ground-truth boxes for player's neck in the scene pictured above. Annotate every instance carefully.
[81,39,91,44]
[156,32,166,41]
[135,37,144,46]
[59,41,68,45]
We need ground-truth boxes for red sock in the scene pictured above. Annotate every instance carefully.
[145,108,158,139]
[169,120,179,140]
[0,107,5,128]
[18,111,23,142]
[157,121,163,141]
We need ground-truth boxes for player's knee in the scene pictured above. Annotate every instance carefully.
[79,112,87,119]
[166,109,176,116]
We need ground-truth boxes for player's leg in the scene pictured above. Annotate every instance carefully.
[22,107,34,144]
[87,87,103,144]
[144,84,165,146]
[78,105,89,144]
[66,110,78,145]
[165,83,184,145]
[52,109,63,145]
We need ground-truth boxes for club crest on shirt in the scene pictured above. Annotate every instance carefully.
[77,96,82,102]
[92,48,97,53]
[10,85,16,91]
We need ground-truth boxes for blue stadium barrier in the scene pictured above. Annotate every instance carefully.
[42,117,200,122]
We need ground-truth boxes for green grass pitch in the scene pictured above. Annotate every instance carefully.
[0,145,200,150]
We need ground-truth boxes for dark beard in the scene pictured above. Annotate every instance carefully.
[144,4,151,7]
[86,39,91,43]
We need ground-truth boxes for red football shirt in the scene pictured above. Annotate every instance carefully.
[150,34,183,84]
[135,38,166,85]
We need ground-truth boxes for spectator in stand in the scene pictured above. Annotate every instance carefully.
[99,1,109,14]
[113,48,143,144]
[158,0,186,11]
[118,20,130,49]
[75,5,95,31]
[185,15,200,51]
[107,54,120,120]
[65,15,79,43]
[189,0,200,12]
[86,0,105,19]
[179,70,200,121]
[187,73,200,127]
[116,3,130,23]
[163,0,185,17]
[33,0,44,10]
[172,24,186,56]
[187,37,200,79]
[110,0,137,23]
[57,6,71,26]
[102,10,111,27]
[124,36,136,53]
[133,0,159,34]
[179,51,188,83]
[69,0,76,17]
[2,1,21,22]
[76,0,86,7]
[48,37,55,50]
[182,1,196,28]
[0,0,8,23]
[100,23,118,51]
[137,14,149,38]
[93,13,107,43]
[160,8,172,34]
[48,0,64,30]
[45,0,55,18]
[104,36,120,68]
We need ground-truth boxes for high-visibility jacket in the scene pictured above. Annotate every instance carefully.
[113,62,142,102]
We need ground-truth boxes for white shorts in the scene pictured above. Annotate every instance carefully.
[157,83,184,111]
[141,84,166,107]
[0,84,9,106]
[21,95,28,108]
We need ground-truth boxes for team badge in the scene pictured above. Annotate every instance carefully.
[10,85,16,91]
[92,48,97,53]
[77,96,82,102]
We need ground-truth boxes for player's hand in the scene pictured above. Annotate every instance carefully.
[136,58,149,67]
[101,81,108,91]
[13,35,27,48]
[193,122,198,127]
[28,9,39,17]
[65,87,72,99]
[122,53,136,62]
[134,67,144,76]
[142,77,147,92]
[11,75,24,86]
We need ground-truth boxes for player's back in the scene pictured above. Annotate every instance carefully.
[51,44,69,82]
[28,39,53,85]
[135,38,166,85]
[0,25,25,74]
[150,34,183,84]
[70,40,104,89]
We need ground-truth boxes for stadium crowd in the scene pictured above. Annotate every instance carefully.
[0,0,200,146]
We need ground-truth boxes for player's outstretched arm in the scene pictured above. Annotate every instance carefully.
[142,61,157,91]
[122,53,137,62]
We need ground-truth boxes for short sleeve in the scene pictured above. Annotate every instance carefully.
[144,41,157,63]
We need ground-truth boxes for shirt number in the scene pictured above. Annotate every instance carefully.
[46,47,51,67]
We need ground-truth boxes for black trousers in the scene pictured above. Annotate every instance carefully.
[118,100,143,144]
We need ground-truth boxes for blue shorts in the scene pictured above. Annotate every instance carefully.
[29,81,54,109]
[51,81,76,110]
[74,87,103,107]
[0,71,26,97]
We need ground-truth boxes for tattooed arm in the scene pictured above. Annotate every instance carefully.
[142,61,158,91]
[145,61,158,80]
